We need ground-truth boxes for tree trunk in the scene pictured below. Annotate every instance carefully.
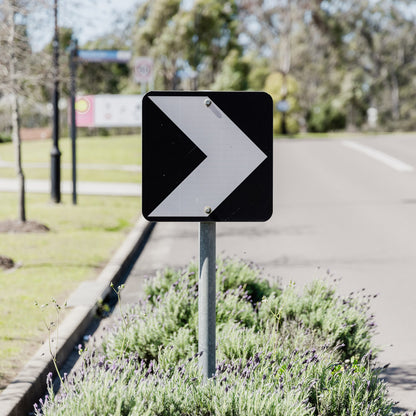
[7,0,26,222]
[391,72,400,122]
[11,94,26,222]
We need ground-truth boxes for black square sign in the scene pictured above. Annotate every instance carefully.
[142,91,273,222]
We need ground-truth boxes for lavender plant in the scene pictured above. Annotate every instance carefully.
[35,258,402,415]
[104,260,373,363]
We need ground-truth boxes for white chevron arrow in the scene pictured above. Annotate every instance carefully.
[148,96,267,217]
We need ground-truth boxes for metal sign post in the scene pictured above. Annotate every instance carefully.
[142,91,273,381]
[50,0,61,203]
[198,222,216,380]
[69,38,78,205]
[142,92,273,222]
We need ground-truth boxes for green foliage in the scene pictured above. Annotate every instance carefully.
[133,0,240,90]
[3,0,416,132]
[133,0,184,89]
[78,61,130,95]
[36,259,398,415]
[0,132,11,143]
[103,259,375,364]
[211,49,250,91]
[187,0,240,81]
[77,36,131,95]
[247,60,270,91]
[258,280,374,360]
[39,348,395,416]
[307,102,347,133]
[264,72,300,134]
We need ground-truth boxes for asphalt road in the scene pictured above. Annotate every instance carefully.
[123,134,416,412]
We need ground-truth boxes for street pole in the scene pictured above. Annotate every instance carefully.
[198,222,216,380]
[69,38,78,205]
[281,109,287,135]
[50,0,61,203]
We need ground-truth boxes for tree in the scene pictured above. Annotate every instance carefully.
[186,0,241,88]
[211,49,250,90]
[237,1,332,128]
[133,0,182,89]
[132,0,241,90]
[237,0,416,130]
[0,0,50,222]
[0,0,30,222]
[128,0,416,130]
[76,35,131,95]
[264,71,300,134]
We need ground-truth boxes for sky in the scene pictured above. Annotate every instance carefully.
[29,0,139,51]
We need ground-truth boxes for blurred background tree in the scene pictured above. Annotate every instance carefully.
[0,0,52,222]
[2,0,416,135]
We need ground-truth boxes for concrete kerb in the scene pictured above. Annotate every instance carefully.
[0,217,155,416]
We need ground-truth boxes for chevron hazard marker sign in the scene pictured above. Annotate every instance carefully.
[142,91,273,222]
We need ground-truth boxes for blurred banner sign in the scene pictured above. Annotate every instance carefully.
[77,50,132,63]
[74,95,143,127]
[134,57,154,83]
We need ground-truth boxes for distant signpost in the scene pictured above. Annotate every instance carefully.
[276,99,290,113]
[69,47,134,205]
[134,57,153,83]
[134,56,154,93]
[77,49,132,63]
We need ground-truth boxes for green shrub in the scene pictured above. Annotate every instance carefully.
[37,347,395,416]
[36,259,399,416]
[0,132,12,143]
[307,102,346,132]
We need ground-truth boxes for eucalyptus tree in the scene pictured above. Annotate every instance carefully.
[0,0,50,222]
[236,1,335,129]
[0,0,30,221]
[132,0,241,90]
[237,0,416,130]
[133,0,182,89]
[311,0,416,129]
[186,0,241,88]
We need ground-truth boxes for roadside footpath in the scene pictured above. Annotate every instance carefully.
[0,217,154,416]
[0,178,142,197]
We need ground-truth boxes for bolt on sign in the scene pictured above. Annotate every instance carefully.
[142,91,273,222]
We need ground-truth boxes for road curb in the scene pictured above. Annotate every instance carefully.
[0,217,154,416]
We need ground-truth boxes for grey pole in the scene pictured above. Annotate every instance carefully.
[69,38,78,205]
[198,221,216,380]
[50,0,61,203]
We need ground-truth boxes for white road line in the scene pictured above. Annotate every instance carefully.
[342,140,414,172]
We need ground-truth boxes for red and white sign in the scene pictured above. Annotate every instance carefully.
[134,57,153,83]
[74,96,95,127]
[74,95,143,127]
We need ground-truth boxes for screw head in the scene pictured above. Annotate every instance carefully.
[204,206,212,214]
[204,98,212,107]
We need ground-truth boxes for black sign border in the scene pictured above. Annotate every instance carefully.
[142,91,273,222]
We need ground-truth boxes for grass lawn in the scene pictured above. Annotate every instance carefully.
[0,135,142,390]
[0,135,142,182]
